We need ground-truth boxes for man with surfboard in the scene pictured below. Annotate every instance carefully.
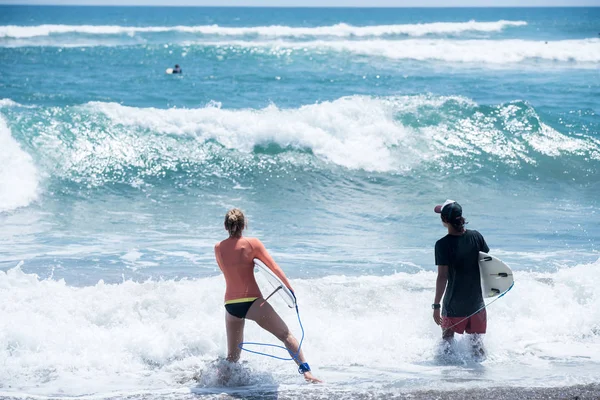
[432,200,489,355]
[214,208,321,383]
[165,64,182,74]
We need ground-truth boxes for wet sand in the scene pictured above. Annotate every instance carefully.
[401,384,600,400]
[3,383,599,400]
[190,383,600,400]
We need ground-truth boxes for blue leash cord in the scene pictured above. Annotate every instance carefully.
[238,302,305,362]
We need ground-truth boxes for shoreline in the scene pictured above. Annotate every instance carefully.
[4,384,600,400]
[400,384,600,400]
[194,383,600,400]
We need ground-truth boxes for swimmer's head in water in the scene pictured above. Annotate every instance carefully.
[224,208,246,238]
[175,64,180,68]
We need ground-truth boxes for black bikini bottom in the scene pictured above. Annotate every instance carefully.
[225,299,258,319]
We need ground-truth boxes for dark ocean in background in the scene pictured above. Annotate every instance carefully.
[0,6,599,399]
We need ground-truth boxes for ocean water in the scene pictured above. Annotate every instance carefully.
[1,5,599,399]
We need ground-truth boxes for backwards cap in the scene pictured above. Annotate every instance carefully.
[434,199,462,221]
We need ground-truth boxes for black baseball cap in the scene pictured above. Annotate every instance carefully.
[434,199,462,220]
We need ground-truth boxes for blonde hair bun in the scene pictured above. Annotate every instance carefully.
[224,208,246,238]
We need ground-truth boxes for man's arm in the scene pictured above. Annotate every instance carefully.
[434,265,448,304]
[479,232,490,253]
[433,265,448,325]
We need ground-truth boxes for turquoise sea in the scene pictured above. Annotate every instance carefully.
[1,5,599,399]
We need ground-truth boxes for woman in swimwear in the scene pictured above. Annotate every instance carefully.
[214,208,321,383]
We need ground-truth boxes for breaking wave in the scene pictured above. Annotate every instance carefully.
[0,259,599,396]
[0,20,527,39]
[1,95,598,189]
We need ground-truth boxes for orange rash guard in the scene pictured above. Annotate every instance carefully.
[214,236,294,304]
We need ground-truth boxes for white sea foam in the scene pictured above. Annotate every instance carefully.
[201,38,600,64]
[9,95,597,190]
[81,96,599,173]
[0,99,36,109]
[85,97,420,172]
[0,117,39,212]
[0,20,527,39]
[4,32,597,67]
[0,259,599,397]
[0,98,21,107]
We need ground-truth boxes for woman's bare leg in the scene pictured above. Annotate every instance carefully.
[225,312,245,363]
[246,299,321,383]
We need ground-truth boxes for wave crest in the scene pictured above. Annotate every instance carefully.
[0,20,527,39]
[3,96,598,188]
[0,117,39,212]
[199,38,600,65]
[1,259,599,394]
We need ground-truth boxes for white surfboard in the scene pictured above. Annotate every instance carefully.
[253,258,296,308]
[479,252,514,298]
[165,68,174,74]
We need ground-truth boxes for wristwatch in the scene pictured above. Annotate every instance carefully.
[431,303,441,309]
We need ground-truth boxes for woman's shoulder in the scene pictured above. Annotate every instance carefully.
[215,238,230,248]
[243,236,261,246]
[215,236,264,250]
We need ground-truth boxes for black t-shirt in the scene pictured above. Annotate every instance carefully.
[435,229,489,317]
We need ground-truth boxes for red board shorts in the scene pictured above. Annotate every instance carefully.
[442,309,487,334]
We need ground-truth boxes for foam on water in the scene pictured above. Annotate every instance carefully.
[1,6,599,398]
[4,95,597,189]
[0,98,23,107]
[3,31,598,68]
[201,38,600,65]
[85,97,413,173]
[4,36,599,68]
[79,96,600,173]
[1,259,599,397]
[102,96,600,157]
[0,20,527,39]
[0,117,39,212]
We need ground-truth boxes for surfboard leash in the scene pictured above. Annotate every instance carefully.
[237,287,306,363]
[443,281,514,331]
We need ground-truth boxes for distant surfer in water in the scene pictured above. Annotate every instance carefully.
[214,208,321,383]
[432,200,489,356]
[172,64,182,74]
